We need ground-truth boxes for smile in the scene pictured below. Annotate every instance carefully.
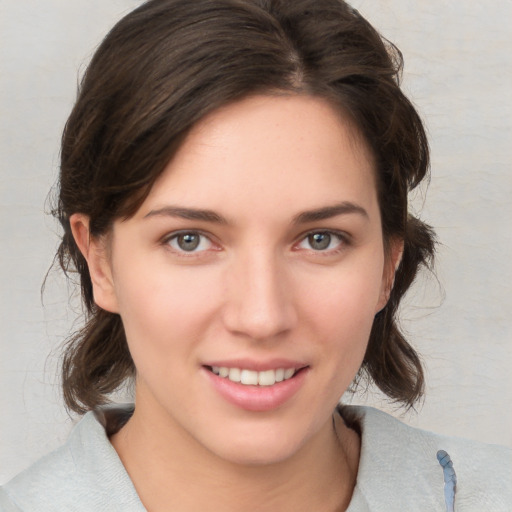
[203,363,309,411]
[209,366,297,386]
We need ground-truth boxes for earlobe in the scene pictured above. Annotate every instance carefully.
[376,239,404,313]
[69,214,119,313]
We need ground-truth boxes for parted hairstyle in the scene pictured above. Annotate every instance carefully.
[55,0,435,414]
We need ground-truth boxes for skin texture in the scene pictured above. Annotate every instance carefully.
[71,94,401,511]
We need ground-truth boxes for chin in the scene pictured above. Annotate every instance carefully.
[201,418,315,467]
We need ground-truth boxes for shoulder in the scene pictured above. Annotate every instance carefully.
[342,405,512,512]
[0,406,143,512]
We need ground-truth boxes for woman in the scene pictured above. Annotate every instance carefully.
[1,0,510,510]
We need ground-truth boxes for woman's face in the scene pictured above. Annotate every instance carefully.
[83,94,398,465]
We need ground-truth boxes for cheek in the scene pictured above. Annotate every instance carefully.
[299,262,383,334]
[112,260,223,364]
[296,260,383,383]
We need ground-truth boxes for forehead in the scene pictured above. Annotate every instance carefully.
[138,94,378,222]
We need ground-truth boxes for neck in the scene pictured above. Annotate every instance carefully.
[110,403,360,512]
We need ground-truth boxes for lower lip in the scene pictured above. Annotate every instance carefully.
[203,367,308,412]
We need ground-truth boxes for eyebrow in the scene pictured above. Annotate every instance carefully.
[292,201,369,224]
[144,206,228,224]
[144,201,368,225]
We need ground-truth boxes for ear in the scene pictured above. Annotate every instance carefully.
[69,213,119,313]
[376,238,404,313]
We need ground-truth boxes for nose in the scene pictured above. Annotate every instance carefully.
[221,249,297,341]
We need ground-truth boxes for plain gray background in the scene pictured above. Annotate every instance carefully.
[1,0,511,484]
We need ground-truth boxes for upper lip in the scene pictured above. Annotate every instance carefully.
[202,358,309,372]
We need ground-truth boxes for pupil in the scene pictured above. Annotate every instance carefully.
[309,232,331,250]
[178,233,200,251]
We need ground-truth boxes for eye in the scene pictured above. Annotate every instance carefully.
[166,231,213,253]
[296,231,346,252]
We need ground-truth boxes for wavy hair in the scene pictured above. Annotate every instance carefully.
[55,0,435,413]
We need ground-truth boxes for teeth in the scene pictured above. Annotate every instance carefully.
[284,368,295,379]
[228,367,241,382]
[210,366,298,386]
[258,369,275,386]
[240,369,258,385]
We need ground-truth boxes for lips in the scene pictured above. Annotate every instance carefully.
[202,361,309,412]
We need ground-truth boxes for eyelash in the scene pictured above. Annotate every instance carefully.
[162,229,349,256]
[163,230,217,255]
[294,230,349,254]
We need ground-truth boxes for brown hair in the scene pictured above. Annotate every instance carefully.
[56,0,435,413]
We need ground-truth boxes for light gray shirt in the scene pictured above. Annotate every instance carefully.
[1,405,510,511]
